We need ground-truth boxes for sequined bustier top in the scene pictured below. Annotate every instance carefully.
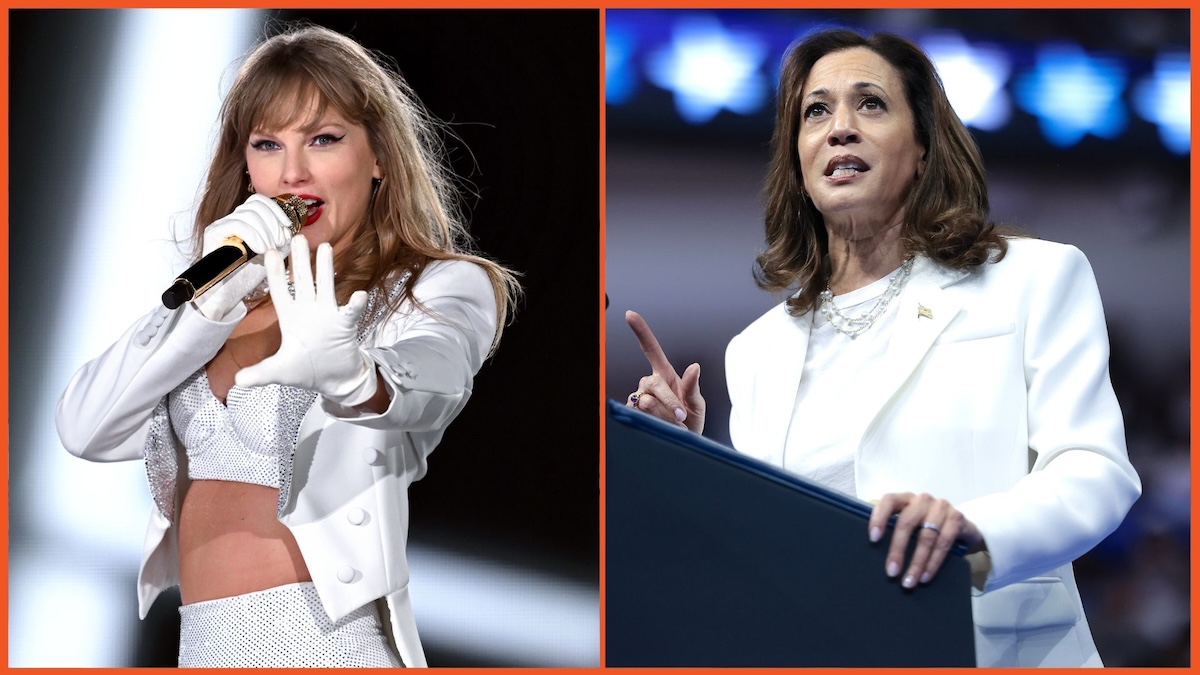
[168,369,317,488]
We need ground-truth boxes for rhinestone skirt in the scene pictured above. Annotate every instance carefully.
[178,582,402,667]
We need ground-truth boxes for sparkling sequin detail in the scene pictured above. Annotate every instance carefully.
[357,270,411,343]
[169,370,316,488]
[143,398,177,523]
[178,582,401,667]
[141,271,411,521]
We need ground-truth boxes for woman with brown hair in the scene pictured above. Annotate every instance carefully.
[57,25,518,667]
[625,29,1139,666]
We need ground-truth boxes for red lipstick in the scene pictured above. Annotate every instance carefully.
[297,194,324,227]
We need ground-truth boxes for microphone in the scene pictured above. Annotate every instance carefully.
[161,194,308,310]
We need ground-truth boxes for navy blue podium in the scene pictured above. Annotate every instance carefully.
[606,400,976,667]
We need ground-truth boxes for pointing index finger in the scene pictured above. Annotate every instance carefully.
[626,310,680,386]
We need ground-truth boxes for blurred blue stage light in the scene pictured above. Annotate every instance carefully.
[1133,51,1190,155]
[1013,43,1129,148]
[606,11,1187,156]
[922,32,1012,131]
[645,15,769,124]
[606,26,638,105]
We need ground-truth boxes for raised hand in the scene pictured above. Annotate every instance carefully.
[234,235,377,408]
[624,310,705,434]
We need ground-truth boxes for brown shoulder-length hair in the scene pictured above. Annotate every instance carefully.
[757,29,1008,315]
[193,24,519,353]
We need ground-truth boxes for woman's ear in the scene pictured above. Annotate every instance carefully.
[373,162,382,180]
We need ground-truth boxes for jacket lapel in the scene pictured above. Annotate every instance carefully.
[278,401,327,517]
[752,309,812,467]
[868,257,968,429]
[747,257,970,468]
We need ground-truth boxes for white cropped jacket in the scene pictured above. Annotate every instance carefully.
[57,259,498,668]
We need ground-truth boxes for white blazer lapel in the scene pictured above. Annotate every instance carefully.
[751,309,812,467]
[872,257,967,419]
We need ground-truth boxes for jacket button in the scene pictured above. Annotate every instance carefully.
[337,566,356,583]
[347,508,367,526]
[135,329,152,346]
[361,447,385,465]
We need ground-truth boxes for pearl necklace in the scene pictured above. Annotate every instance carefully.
[819,257,914,338]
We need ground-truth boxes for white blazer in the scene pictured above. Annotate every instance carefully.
[725,238,1140,667]
[56,259,497,668]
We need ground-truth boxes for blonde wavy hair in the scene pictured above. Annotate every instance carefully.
[192,24,519,352]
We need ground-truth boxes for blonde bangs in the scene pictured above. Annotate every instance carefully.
[230,62,369,144]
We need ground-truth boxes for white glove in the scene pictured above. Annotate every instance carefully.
[202,193,297,256]
[234,235,377,408]
[193,194,299,321]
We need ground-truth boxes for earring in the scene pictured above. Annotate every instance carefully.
[371,177,382,198]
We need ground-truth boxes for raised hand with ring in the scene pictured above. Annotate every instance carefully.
[624,310,705,434]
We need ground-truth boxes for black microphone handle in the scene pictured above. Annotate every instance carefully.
[160,193,307,310]
[161,240,255,310]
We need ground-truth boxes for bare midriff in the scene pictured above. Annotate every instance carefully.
[178,480,311,604]
[178,301,311,605]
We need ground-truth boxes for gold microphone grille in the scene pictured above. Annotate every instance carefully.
[272,194,309,236]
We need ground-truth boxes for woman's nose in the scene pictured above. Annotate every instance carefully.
[828,108,860,146]
[280,151,312,186]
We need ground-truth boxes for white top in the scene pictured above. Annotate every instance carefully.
[169,369,315,488]
[783,265,909,496]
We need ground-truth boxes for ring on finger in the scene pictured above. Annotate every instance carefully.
[629,391,644,407]
[921,521,941,535]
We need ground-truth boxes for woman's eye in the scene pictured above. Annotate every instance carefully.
[312,133,345,147]
[803,102,828,119]
[250,139,279,151]
[861,96,886,111]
